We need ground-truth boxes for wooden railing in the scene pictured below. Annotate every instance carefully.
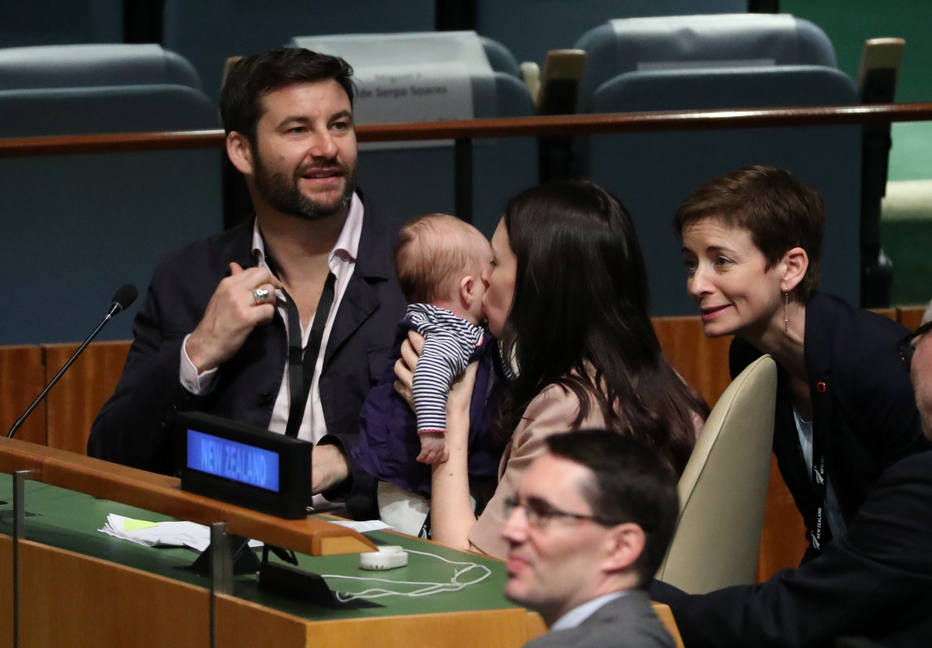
[3,101,930,220]
[3,102,932,158]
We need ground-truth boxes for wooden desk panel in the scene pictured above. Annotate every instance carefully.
[43,340,129,454]
[283,609,530,648]
[652,316,733,406]
[898,305,928,331]
[0,346,46,445]
[214,594,321,648]
[17,539,208,648]
[756,456,807,580]
[0,537,537,648]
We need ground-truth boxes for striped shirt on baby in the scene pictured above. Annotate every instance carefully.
[405,303,486,434]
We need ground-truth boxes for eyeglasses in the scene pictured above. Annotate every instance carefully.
[898,321,932,370]
[503,495,612,529]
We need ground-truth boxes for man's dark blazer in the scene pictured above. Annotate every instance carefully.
[525,590,674,648]
[87,199,406,519]
[730,292,928,552]
[652,450,932,647]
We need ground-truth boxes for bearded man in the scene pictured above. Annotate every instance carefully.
[89,48,405,519]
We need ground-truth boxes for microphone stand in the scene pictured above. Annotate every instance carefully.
[2,284,134,508]
[7,300,126,439]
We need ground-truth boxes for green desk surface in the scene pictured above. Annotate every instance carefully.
[0,474,518,622]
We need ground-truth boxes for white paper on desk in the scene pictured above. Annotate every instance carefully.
[99,514,262,553]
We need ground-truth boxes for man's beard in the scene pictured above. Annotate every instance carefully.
[253,154,357,221]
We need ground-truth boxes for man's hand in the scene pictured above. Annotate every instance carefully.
[186,262,281,372]
[416,432,449,464]
[312,443,350,494]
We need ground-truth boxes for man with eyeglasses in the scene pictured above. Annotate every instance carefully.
[501,430,678,647]
[652,306,932,647]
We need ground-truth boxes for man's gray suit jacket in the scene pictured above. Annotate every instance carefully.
[525,590,674,648]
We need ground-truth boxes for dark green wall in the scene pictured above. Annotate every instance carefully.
[783,0,932,103]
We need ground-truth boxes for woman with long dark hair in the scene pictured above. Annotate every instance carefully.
[398,180,707,558]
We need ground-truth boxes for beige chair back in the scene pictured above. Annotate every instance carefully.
[656,354,777,593]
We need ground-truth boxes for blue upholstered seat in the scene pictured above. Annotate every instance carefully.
[0,44,221,344]
[475,0,745,66]
[577,13,838,109]
[0,44,215,137]
[0,0,122,47]
[162,0,435,103]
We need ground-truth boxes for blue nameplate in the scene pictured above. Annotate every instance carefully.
[175,412,312,519]
[186,429,281,492]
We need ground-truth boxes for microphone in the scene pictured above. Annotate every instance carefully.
[109,283,138,317]
[6,284,138,439]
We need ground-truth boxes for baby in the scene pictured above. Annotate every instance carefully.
[396,213,491,463]
[353,213,499,534]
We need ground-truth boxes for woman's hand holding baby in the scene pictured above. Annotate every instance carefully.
[444,361,477,452]
[393,330,424,409]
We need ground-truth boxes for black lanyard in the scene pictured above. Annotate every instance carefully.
[280,272,336,438]
[807,432,830,551]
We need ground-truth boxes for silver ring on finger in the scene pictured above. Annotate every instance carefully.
[252,287,271,305]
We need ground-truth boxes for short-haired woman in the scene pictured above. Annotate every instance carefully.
[676,165,928,560]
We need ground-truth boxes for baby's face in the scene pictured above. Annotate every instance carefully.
[466,237,494,325]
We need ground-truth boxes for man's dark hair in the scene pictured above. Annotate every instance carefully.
[673,165,825,302]
[219,47,354,144]
[546,429,679,588]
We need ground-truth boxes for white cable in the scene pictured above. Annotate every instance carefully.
[320,548,492,603]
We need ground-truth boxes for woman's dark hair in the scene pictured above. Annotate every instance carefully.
[495,180,708,475]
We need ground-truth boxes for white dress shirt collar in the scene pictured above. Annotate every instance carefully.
[250,192,363,269]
